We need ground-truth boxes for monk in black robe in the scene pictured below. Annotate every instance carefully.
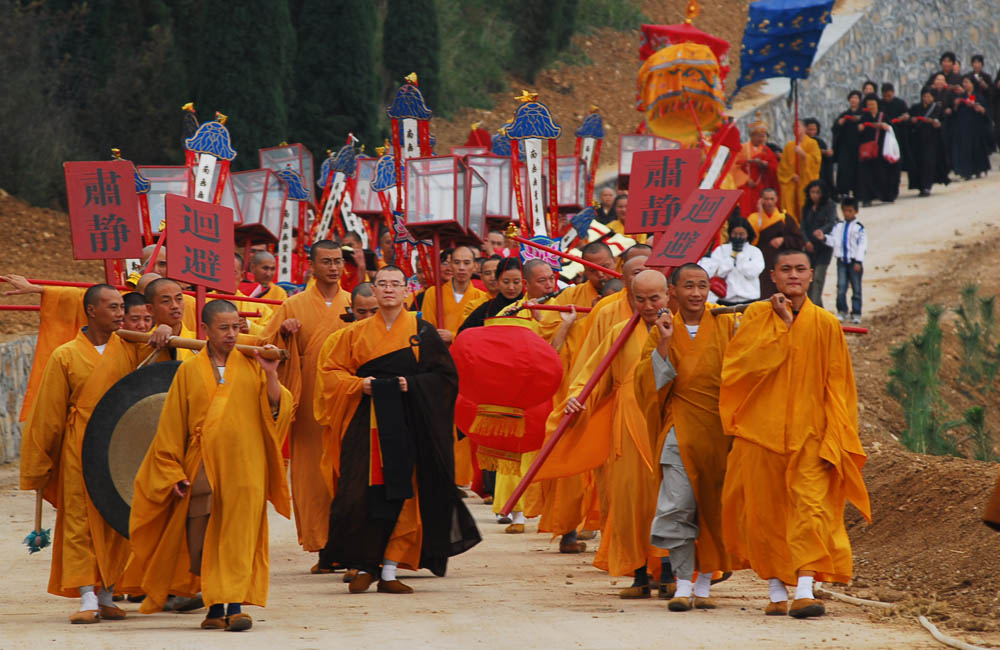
[951,76,993,180]
[832,90,865,198]
[905,88,948,196]
[879,83,909,202]
[316,265,480,594]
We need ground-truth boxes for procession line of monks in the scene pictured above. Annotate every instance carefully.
[13,235,869,629]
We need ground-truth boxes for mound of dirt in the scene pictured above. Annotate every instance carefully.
[843,230,1000,639]
[0,189,102,341]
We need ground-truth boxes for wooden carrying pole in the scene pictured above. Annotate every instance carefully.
[501,310,642,515]
[505,224,623,280]
[710,302,869,334]
[12,278,284,306]
[115,329,289,360]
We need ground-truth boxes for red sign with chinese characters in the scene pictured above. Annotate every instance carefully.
[623,149,701,235]
[646,189,743,270]
[164,194,235,294]
[64,161,142,260]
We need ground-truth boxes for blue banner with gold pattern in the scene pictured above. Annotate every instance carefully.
[735,0,834,91]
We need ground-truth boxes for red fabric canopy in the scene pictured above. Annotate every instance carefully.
[639,23,731,80]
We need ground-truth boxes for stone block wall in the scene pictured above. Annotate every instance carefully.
[735,0,1000,146]
[0,335,35,464]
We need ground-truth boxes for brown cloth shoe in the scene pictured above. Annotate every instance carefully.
[711,571,733,585]
[577,529,597,541]
[200,616,227,629]
[349,571,375,593]
[764,601,788,616]
[98,605,127,620]
[482,495,493,505]
[789,598,825,619]
[693,597,717,609]
[667,596,692,612]
[658,582,677,600]
[504,523,525,534]
[226,612,253,631]
[559,541,587,554]
[343,568,359,584]
[310,562,334,575]
[619,585,651,599]
[69,610,100,624]
[377,579,414,594]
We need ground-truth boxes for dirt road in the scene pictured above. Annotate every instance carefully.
[0,465,934,650]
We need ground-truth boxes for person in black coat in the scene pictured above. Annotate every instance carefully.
[800,180,838,308]
[832,90,865,198]
[804,118,836,201]
[879,83,909,202]
[904,87,948,196]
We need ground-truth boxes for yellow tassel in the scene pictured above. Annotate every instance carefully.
[476,451,499,471]
[470,404,526,439]
[477,448,523,476]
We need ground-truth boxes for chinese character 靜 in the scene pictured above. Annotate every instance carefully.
[642,195,683,229]
[88,214,131,253]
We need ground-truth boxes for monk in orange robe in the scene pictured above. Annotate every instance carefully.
[720,249,870,618]
[314,265,480,593]
[257,240,352,567]
[732,117,780,217]
[746,188,805,298]
[634,264,740,610]
[531,241,618,553]
[419,245,488,487]
[20,285,126,623]
[777,121,823,222]
[562,269,670,600]
[126,300,292,631]
[247,250,289,302]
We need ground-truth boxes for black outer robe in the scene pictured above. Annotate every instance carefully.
[879,96,909,201]
[906,101,949,192]
[320,318,480,576]
[757,217,805,299]
[832,108,864,197]
[951,93,993,179]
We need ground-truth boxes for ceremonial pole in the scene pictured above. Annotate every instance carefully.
[432,231,445,327]
[501,310,643,515]
[504,224,622,279]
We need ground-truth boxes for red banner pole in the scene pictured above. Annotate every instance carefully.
[500,310,642,515]
[505,226,622,280]
[521,304,592,314]
[103,260,117,285]
[196,285,206,339]
[0,305,40,312]
[432,231,445,328]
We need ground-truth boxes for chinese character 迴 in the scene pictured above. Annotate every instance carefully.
[87,214,131,253]
[681,194,724,224]
[657,230,701,260]
[181,245,222,283]
[83,169,123,207]
[644,157,688,189]
[642,194,683,229]
[179,203,221,242]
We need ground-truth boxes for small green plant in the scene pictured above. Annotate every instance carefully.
[960,406,997,461]
[887,304,961,456]
[953,284,999,391]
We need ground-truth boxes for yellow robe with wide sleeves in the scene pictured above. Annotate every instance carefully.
[719,299,870,585]
[126,350,292,612]
[777,135,822,222]
[421,281,488,486]
[20,330,101,597]
[258,283,351,551]
[634,307,742,575]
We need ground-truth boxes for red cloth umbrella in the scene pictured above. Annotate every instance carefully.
[639,22,731,80]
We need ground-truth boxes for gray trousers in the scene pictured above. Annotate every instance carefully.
[808,262,829,308]
[650,429,699,581]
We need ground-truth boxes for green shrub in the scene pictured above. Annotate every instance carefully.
[954,283,999,391]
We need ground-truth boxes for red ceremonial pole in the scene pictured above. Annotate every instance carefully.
[0,305,40,312]
[506,229,622,280]
[501,309,642,515]
[523,304,592,314]
[432,231,445,327]
[12,279,285,306]
[196,285,206,339]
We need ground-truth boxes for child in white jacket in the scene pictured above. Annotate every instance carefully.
[819,197,867,323]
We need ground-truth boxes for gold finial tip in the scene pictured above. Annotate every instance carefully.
[590,104,599,113]
[684,0,701,24]
[110,148,121,159]
[181,102,195,112]
[504,222,520,238]
[471,121,481,131]
[375,145,386,156]
[279,141,288,146]
[359,144,365,153]
[515,90,539,103]
[214,111,228,124]
[405,72,418,84]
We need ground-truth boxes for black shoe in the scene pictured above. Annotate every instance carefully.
[918,190,930,197]
[126,594,146,603]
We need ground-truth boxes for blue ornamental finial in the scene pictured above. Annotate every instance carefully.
[386,84,433,120]
[330,144,358,177]
[506,101,562,140]
[491,129,512,157]
[570,205,597,239]
[134,167,150,194]
[275,168,309,201]
[575,111,605,139]
[317,151,334,189]
[372,154,397,192]
[184,121,237,161]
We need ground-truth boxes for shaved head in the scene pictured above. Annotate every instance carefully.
[251,250,275,265]
[632,270,669,325]
[141,244,167,275]
[135,272,161,295]
[623,244,653,262]
[633,269,668,294]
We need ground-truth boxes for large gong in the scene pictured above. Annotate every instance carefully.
[82,361,181,538]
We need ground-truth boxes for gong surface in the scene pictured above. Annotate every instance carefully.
[82,361,180,538]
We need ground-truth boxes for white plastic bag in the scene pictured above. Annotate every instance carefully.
[882,126,900,163]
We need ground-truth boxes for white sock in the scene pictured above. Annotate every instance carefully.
[674,578,693,598]
[769,578,788,603]
[97,587,115,607]
[79,587,98,611]
[794,575,814,600]
[381,560,398,582]
[693,572,712,598]
[512,511,526,525]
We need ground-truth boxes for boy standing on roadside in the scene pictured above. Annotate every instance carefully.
[817,197,867,324]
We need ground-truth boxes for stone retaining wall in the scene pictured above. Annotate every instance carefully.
[735,0,1000,146]
[0,336,35,464]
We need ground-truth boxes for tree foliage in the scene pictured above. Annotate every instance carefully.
[382,0,441,109]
